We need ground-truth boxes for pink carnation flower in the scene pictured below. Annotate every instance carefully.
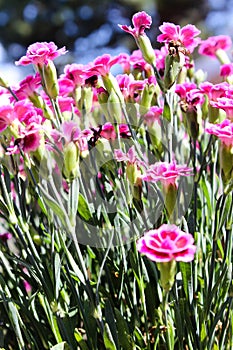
[141,160,192,188]
[198,35,232,58]
[137,224,196,262]
[205,119,233,147]
[210,97,233,120]
[118,11,152,38]
[220,63,233,77]
[15,41,67,66]
[157,22,201,53]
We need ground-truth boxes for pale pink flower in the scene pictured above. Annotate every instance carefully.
[141,160,192,188]
[143,106,163,125]
[15,41,67,66]
[198,35,232,58]
[137,224,196,262]
[119,11,152,38]
[114,145,138,164]
[62,63,88,86]
[157,23,201,53]
[205,119,233,147]
[13,100,43,125]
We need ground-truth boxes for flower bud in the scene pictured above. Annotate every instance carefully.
[63,142,79,180]
[42,60,59,99]
[136,35,156,66]
[139,82,156,115]
[126,162,140,186]
[164,53,185,90]
[107,90,122,123]
[220,143,233,184]
[157,260,176,291]
[102,73,124,104]
[163,183,177,223]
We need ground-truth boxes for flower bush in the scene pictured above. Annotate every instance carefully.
[0,10,232,350]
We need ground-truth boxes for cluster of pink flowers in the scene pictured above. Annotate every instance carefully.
[2,10,233,287]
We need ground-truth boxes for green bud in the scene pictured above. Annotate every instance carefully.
[139,83,156,115]
[163,183,177,223]
[63,142,79,180]
[220,143,233,185]
[102,73,124,104]
[164,53,184,90]
[42,60,59,99]
[136,35,156,66]
[107,90,122,123]
[126,162,140,186]
[157,260,176,291]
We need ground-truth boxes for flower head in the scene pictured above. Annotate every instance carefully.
[141,160,192,188]
[157,23,201,53]
[205,119,233,147]
[137,224,196,262]
[198,35,232,58]
[119,11,152,38]
[15,41,67,66]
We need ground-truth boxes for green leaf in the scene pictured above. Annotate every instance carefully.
[104,299,119,349]
[74,329,89,350]
[103,323,117,350]
[114,308,134,350]
[77,193,93,223]
[54,253,61,300]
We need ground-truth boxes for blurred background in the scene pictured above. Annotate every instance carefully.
[0,0,232,83]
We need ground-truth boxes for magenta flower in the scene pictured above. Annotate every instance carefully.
[0,105,15,132]
[15,41,67,66]
[7,125,41,154]
[0,232,12,242]
[137,224,196,262]
[220,63,233,77]
[205,119,233,147]
[141,160,192,188]
[13,73,41,100]
[198,35,232,58]
[157,22,201,53]
[210,97,233,120]
[100,123,117,140]
[143,106,163,125]
[119,11,152,38]
[86,54,124,77]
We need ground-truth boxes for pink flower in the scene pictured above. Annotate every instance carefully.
[100,123,116,140]
[114,145,138,164]
[137,224,196,262]
[210,97,233,120]
[205,119,233,147]
[116,73,145,100]
[141,160,192,188]
[220,63,233,77]
[143,106,163,125]
[13,73,41,100]
[119,11,152,38]
[15,41,67,66]
[7,125,41,154]
[0,105,15,132]
[0,232,12,242]
[157,23,201,53]
[198,35,232,58]
[86,54,124,77]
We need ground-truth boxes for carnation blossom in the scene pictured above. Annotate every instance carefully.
[137,224,196,262]
[210,97,233,120]
[141,160,192,188]
[205,119,233,147]
[198,35,232,58]
[157,22,201,53]
[220,63,233,77]
[15,41,67,66]
[118,11,152,38]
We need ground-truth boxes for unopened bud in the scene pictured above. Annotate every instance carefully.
[136,35,156,66]
[42,60,59,99]
[63,142,79,180]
